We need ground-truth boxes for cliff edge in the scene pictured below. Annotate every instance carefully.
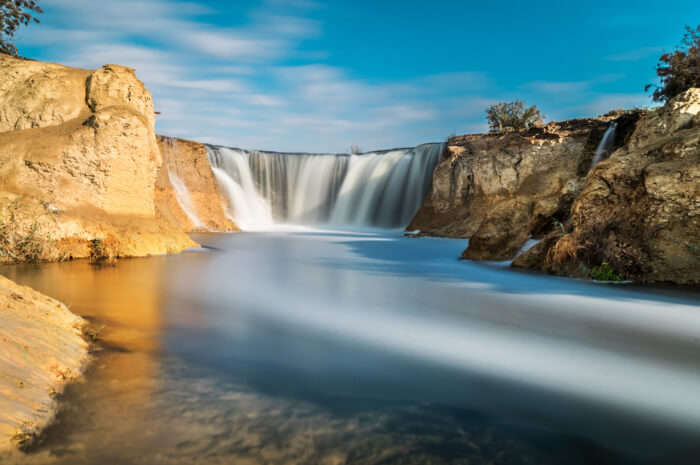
[514,89,700,284]
[155,136,239,232]
[411,89,699,284]
[0,55,196,263]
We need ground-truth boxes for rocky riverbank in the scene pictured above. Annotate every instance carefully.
[0,275,89,452]
[514,88,700,285]
[411,89,700,285]
[0,56,241,455]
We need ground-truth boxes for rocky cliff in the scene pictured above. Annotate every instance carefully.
[411,89,699,285]
[0,55,196,263]
[0,275,88,452]
[410,114,638,260]
[514,89,700,284]
[155,136,238,232]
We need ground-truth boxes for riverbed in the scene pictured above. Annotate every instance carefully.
[2,231,699,465]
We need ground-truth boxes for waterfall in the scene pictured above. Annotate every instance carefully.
[162,138,207,230]
[206,143,443,230]
[591,122,618,167]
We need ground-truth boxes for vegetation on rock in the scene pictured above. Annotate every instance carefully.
[0,199,51,263]
[89,237,118,265]
[485,100,544,132]
[646,25,700,102]
[0,0,42,56]
[590,262,623,282]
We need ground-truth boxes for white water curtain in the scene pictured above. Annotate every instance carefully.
[206,144,443,230]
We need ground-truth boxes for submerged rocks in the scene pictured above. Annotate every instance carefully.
[0,55,196,263]
[0,275,89,452]
[516,89,700,284]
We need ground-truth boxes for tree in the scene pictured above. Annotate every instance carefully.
[1,0,42,57]
[349,145,362,154]
[485,100,543,132]
[646,25,700,103]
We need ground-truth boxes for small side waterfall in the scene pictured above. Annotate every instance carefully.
[162,138,207,230]
[591,122,618,167]
[206,144,443,230]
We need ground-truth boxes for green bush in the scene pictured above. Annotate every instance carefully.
[486,100,544,132]
[590,262,623,281]
[1,0,43,56]
[646,25,700,102]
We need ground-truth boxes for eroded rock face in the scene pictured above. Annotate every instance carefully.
[0,275,88,452]
[410,117,623,260]
[0,58,90,132]
[155,136,239,232]
[515,89,700,284]
[0,55,196,263]
[86,64,156,129]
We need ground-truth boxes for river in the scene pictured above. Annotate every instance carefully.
[2,231,700,465]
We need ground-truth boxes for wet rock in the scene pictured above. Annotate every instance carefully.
[155,136,239,232]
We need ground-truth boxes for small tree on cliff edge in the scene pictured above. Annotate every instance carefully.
[646,25,700,103]
[485,100,543,132]
[1,0,42,56]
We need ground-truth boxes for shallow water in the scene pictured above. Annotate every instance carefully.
[2,232,700,465]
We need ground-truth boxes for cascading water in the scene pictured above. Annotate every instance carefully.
[206,144,443,230]
[162,138,207,230]
[591,122,618,167]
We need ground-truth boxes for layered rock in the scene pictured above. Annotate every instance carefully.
[514,89,700,284]
[0,55,196,263]
[0,275,88,451]
[155,136,238,232]
[409,116,635,261]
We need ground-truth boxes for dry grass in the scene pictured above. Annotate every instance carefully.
[546,234,584,265]
[88,235,119,265]
[0,199,53,263]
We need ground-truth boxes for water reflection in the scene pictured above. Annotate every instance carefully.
[0,232,698,465]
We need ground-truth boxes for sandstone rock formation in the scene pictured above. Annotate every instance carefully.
[514,89,700,284]
[409,116,635,261]
[155,136,238,232]
[0,55,196,263]
[0,275,88,452]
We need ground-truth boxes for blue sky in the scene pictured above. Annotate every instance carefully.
[14,0,700,152]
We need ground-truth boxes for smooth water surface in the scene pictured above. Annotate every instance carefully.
[2,232,700,465]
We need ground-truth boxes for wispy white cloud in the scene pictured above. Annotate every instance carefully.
[16,0,653,152]
[525,80,591,94]
[183,32,286,60]
[605,46,664,62]
[574,93,654,116]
